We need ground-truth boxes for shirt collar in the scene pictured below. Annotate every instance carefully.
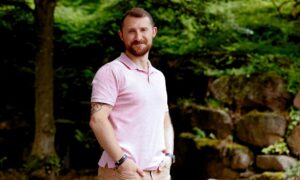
[118,53,155,73]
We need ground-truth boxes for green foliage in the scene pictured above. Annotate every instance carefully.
[261,139,290,155]
[55,0,120,47]
[0,1,33,27]
[286,107,300,136]
[202,54,300,93]
[285,161,300,180]
[24,155,61,175]
[154,6,204,55]
[286,63,300,94]
[190,0,300,94]
[74,129,97,149]
[180,127,217,146]
[250,172,285,180]
[180,127,216,140]
[55,67,94,98]
[193,127,206,139]
[1,1,300,173]
[0,156,7,169]
[180,127,248,152]
[176,98,196,109]
[180,131,219,150]
[45,155,61,175]
[205,98,224,109]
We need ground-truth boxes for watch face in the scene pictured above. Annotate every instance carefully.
[115,154,128,167]
[166,153,175,163]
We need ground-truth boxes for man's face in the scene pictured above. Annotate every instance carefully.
[119,16,157,57]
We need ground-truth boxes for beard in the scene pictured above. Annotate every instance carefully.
[126,40,152,57]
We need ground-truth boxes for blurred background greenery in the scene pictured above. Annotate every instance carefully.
[0,0,299,179]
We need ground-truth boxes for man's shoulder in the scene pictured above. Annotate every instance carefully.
[100,58,123,70]
[95,58,127,79]
[151,66,165,76]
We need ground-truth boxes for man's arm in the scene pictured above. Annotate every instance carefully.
[158,111,175,171]
[89,102,144,175]
[89,102,124,162]
[164,112,174,154]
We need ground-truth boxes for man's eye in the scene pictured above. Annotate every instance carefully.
[128,29,135,33]
[141,28,147,32]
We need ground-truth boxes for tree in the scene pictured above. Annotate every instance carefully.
[29,0,58,179]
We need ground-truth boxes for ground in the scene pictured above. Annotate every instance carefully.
[0,169,97,180]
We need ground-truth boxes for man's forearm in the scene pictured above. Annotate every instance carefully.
[164,112,174,153]
[90,116,124,161]
[90,103,124,161]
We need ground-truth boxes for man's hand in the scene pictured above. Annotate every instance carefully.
[157,156,172,172]
[117,159,145,177]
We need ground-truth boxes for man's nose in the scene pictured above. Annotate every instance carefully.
[135,31,142,41]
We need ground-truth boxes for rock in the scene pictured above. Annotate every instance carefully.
[209,74,290,114]
[293,92,300,109]
[236,111,287,147]
[221,146,254,170]
[256,155,297,171]
[191,106,233,139]
[230,150,253,170]
[287,124,300,156]
[206,160,240,179]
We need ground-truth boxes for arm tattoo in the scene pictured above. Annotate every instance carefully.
[91,103,104,114]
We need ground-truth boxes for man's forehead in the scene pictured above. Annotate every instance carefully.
[123,16,152,26]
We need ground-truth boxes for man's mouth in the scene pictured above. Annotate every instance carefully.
[132,41,146,45]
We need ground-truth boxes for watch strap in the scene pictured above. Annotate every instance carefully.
[165,153,175,164]
[115,154,128,168]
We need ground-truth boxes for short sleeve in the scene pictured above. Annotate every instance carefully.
[91,63,119,106]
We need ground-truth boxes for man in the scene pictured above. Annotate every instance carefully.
[90,7,175,180]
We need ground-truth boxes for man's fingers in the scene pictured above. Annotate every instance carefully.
[157,160,166,172]
[137,168,145,177]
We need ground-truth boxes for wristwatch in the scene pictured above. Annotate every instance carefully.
[115,154,128,168]
[165,153,175,164]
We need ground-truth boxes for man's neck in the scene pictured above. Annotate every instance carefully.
[125,51,149,71]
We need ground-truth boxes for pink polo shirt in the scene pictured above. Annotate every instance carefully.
[91,53,168,170]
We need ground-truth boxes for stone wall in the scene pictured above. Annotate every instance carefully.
[173,73,300,179]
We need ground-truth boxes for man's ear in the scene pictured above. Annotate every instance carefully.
[118,31,123,41]
[152,27,157,38]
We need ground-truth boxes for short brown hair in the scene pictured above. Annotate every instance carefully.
[120,7,155,30]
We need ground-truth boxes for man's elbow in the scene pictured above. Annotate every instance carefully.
[89,115,107,129]
[89,115,99,129]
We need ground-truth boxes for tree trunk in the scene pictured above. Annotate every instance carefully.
[31,0,57,178]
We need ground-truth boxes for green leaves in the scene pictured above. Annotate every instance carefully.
[261,139,290,155]
[285,161,300,179]
[74,129,96,149]
[286,108,300,136]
